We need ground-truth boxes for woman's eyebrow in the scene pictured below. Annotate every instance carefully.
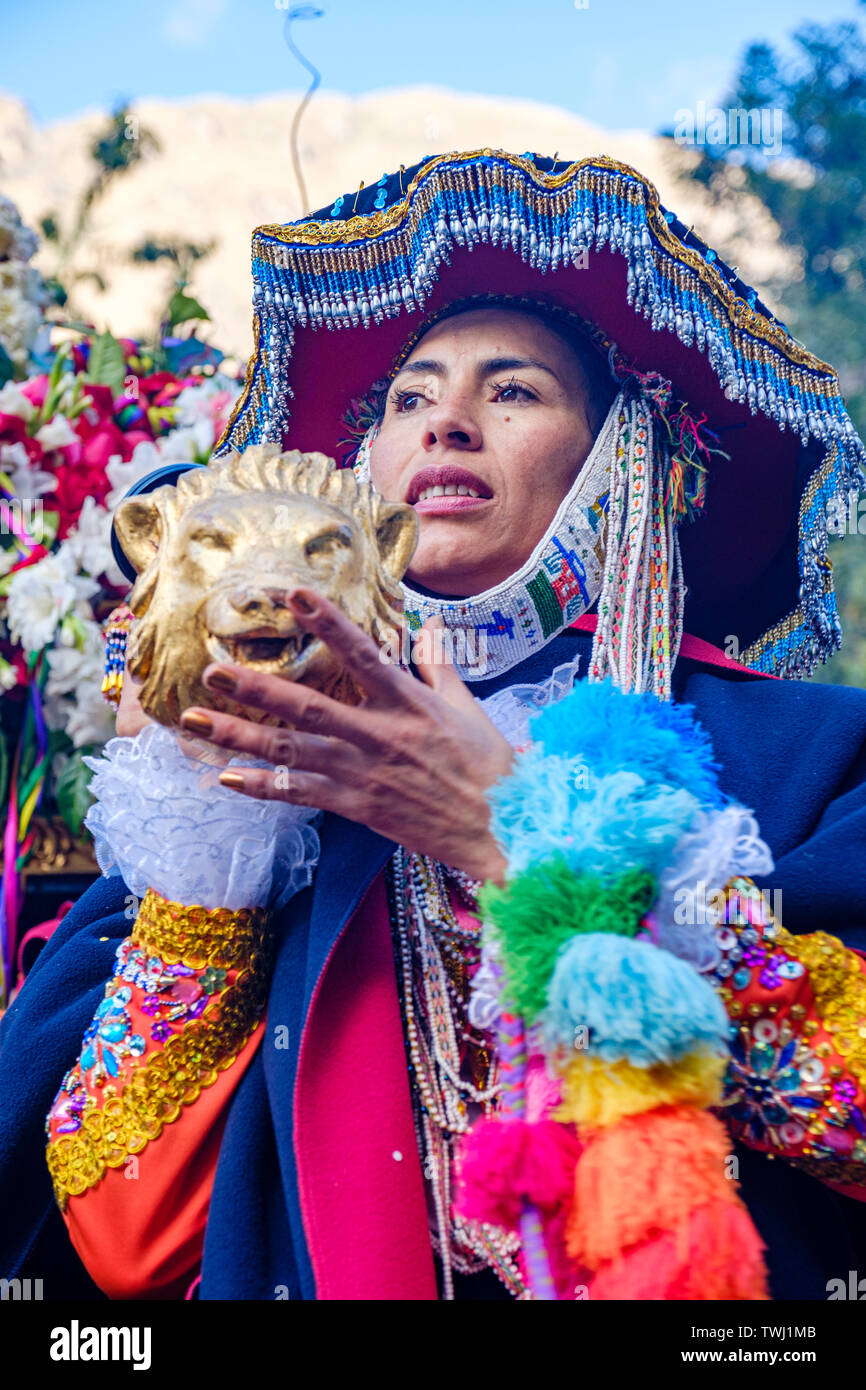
[480,355,560,382]
[393,355,560,381]
[393,357,445,378]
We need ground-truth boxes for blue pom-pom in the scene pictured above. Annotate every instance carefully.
[528,680,722,809]
[489,751,701,880]
[541,932,729,1066]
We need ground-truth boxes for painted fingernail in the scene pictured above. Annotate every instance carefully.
[180,710,214,737]
[205,667,238,694]
[288,590,317,615]
[218,771,245,790]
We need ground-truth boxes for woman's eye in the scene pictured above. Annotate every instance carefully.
[493,379,536,403]
[392,389,428,413]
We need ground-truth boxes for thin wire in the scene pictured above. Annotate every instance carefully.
[283,5,325,217]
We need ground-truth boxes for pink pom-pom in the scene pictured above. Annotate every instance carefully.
[455,1118,581,1231]
[526,1053,563,1122]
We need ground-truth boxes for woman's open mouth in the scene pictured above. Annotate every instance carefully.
[413,491,492,515]
[407,465,494,515]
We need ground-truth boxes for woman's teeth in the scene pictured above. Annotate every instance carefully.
[417,484,481,501]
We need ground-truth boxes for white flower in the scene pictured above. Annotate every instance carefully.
[44,672,116,748]
[35,414,78,451]
[0,287,41,367]
[0,382,36,422]
[6,548,99,654]
[43,616,116,746]
[61,495,125,585]
[0,194,39,263]
[0,440,29,468]
[45,617,104,694]
[159,423,208,465]
[174,373,239,429]
[106,439,161,509]
[1,442,57,501]
[64,685,116,748]
[0,247,48,365]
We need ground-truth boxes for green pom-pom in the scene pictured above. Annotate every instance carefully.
[479,858,656,1021]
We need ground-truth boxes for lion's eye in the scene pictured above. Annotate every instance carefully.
[188,530,233,551]
[305,526,353,558]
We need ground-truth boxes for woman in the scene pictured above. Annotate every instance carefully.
[3,150,866,1301]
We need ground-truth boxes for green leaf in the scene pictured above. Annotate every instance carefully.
[44,279,68,308]
[167,289,210,328]
[38,510,60,546]
[48,726,72,760]
[0,726,8,813]
[0,341,15,385]
[55,748,94,838]
[84,330,127,396]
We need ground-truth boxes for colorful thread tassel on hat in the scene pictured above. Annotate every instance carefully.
[456,678,771,1300]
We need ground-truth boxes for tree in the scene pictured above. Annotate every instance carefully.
[665,5,866,685]
[39,102,161,315]
[130,238,217,344]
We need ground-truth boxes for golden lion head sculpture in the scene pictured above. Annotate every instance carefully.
[113,445,418,729]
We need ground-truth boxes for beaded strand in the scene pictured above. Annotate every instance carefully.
[387,846,526,1299]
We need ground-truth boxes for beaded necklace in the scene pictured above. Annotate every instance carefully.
[386,846,527,1300]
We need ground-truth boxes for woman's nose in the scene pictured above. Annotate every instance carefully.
[420,396,483,451]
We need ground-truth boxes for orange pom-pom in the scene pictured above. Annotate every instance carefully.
[567,1105,744,1268]
[588,1200,768,1300]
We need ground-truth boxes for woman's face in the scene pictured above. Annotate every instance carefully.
[368,307,599,595]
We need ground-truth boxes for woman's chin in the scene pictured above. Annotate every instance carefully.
[405,552,518,598]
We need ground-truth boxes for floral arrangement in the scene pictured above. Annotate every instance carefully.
[0,194,49,377]
[0,197,242,1003]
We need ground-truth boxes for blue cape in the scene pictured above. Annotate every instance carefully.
[4,629,866,1299]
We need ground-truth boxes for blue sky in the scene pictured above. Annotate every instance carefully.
[2,0,863,133]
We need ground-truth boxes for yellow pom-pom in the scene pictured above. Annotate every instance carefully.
[557,1048,726,1128]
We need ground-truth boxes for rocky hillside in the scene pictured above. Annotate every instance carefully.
[0,86,788,362]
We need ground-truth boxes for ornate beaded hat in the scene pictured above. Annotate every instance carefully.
[208,149,863,677]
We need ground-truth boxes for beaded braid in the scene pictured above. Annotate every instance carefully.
[100,603,134,707]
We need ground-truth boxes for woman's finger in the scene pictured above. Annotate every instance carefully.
[284,587,421,708]
[200,663,388,754]
[412,614,480,711]
[217,764,348,813]
[179,707,361,777]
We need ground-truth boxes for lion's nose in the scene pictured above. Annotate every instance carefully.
[229,586,297,617]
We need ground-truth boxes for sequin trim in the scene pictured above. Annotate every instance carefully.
[132,888,271,971]
[708,878,866,1178]
[45,894,273,1209]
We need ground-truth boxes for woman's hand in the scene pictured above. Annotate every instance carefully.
[115,668,152,738]
[114,648,231,766]
[177,587,514,885]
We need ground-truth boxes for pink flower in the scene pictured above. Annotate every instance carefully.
[20,375,49,410]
